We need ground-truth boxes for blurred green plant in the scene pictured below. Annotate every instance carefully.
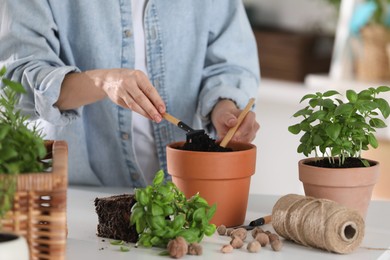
[0,66,47,224]
[326,0,390,27]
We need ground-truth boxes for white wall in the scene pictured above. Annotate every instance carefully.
[243,0,338,196]
[249,79,310,196]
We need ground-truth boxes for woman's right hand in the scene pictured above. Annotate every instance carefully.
[86,69,165,122]
[58,68,166,123]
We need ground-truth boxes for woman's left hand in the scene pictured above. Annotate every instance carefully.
[211,99,260,143]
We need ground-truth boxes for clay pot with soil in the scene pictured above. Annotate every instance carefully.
[166,141,257,227]
[288,87,390,218]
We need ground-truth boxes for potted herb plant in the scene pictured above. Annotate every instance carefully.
[288,86,390,218]
[0,67,68,260]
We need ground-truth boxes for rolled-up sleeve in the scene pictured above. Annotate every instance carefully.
[198,0,260,130]
[0,0,80,125]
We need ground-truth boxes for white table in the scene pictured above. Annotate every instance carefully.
[66,186,390,260]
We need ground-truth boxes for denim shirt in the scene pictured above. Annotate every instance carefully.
[0,0,260,187]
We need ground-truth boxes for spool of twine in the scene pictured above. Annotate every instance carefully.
[272,194,365,254]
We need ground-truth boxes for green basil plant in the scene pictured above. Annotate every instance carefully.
[130,170,217,248]
[288,86,390,167]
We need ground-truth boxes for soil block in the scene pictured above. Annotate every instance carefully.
[94,194,138,243]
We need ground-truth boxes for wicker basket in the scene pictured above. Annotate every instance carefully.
[355,24,390,82]
[0,140,68,260]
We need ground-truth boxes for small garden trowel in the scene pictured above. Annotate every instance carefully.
[162,113,230,152]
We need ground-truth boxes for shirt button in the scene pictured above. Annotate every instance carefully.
[150,27,157,40]
[121,133,129,140]
[124,30,132,38]
[161,126,167,141]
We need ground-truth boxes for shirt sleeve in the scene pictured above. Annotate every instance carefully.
[198,0,260,131]
[0,0,81,126]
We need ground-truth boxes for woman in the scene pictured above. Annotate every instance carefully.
[0,0,260,187]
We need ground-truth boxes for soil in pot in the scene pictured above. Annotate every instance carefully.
[306,157,376,168]
[181,130,232,152]
[0,233,18,243]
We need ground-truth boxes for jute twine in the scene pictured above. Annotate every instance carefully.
[272,194,365,254]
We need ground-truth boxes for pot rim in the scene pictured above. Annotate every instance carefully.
[166,141,257,179]
[298,157,379,168]
[166,141,256,154]
[298,157,380,187]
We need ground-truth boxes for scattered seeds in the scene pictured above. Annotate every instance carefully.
[217,223,283,254]
[167,237,188,259]
[247,240,261,253]
[188,243,203,255]
[251,226,264,238]
[230,236,244,249]
[268,233,280,243]
[271,240,283,251]
[230,227,247,240]
[255,232,269,247]
[226,228,234,236]
[221,244,234,253]
[217,225,227,236]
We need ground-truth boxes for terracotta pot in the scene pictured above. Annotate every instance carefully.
[166,141,256,227]
[299,158,380,218]
[0,232,29,260]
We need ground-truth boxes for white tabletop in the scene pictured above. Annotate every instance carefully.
[66,186,390,260]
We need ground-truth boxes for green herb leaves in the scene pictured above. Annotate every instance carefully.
[0,66,48,223]
[130,170,217,248]
[0,66,46,174]
[288,86,390,166]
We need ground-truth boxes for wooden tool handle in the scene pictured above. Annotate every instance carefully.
[249,215,272,226]
[220,98,256,148]
[163,113,180,125]
[163,113,194,132]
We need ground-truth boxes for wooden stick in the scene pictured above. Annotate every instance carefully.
[220,98,256,148]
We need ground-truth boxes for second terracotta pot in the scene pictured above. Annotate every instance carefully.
[299,158,380,218]
[166,141,256,227]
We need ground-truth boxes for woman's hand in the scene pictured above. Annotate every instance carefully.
[87,69,165,122]
[211,99,260,143]
[57,69,166,122]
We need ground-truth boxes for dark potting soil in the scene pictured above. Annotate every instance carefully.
[0,233,18,242]
[94,194,138,243]
[305,157,375,168]
[181,129,232,152]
